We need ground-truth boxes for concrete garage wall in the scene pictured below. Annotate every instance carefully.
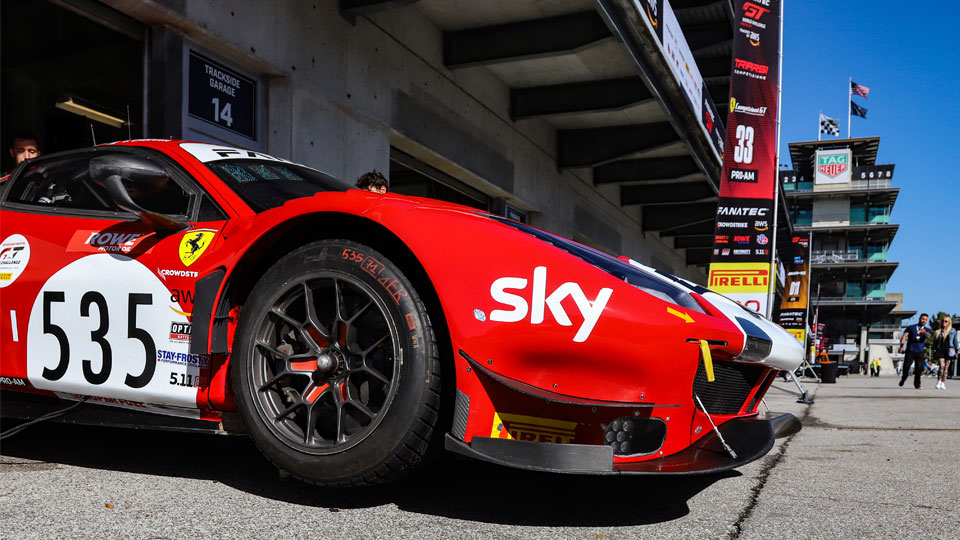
[123,0,700,281]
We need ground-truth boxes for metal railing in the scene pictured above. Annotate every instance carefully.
[815,296,894,303]
[795,215,892,226]
[812,250,859,263]
[811,250,888,263]
[850,178,892,189]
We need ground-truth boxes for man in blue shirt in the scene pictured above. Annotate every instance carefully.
[899,313,929,389]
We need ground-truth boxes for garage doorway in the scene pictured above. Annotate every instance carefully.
[1,0,144,172]
[388,149,491,211]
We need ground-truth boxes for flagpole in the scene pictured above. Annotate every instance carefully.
[847,76,852,139]
[818,110,822,141]
[766,0,785,320]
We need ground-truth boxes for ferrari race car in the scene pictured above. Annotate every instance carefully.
[0,140,803,486]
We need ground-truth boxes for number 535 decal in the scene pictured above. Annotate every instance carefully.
[27,254,202,408]
[40,291,156,388]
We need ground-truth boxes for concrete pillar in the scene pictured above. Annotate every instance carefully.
[859,325,868,365]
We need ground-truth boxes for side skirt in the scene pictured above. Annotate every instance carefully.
[0,390,244,435]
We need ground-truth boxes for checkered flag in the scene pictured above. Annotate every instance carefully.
[819,113,839,136]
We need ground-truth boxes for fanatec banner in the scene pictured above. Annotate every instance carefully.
[708,0,780,315]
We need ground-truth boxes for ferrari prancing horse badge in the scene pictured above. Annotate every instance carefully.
[178,229,216,267]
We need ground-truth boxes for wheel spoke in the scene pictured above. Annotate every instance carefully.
[269,307,304,332]
[348,398,377,420]
[361,333,390,356]
[273,402,300,422]
[302,282,333,341]
[304,403,318,445]
[332,278,344,325]
[362,365,391,385]
[345,298,375,324]
[257,370,288,392]
[335,403,345,443]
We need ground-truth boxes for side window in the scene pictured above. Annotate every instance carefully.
[6,154,117,211]
[4,150,193,217]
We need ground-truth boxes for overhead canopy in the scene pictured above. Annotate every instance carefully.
[354,0,739,265]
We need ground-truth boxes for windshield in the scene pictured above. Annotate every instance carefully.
[488,215,705,314]
[205,159,349,212]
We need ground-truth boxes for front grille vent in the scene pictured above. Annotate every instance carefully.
[693,360,765,415]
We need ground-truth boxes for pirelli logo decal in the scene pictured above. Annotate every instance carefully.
[490,412,577,444]
[708,262,771,293]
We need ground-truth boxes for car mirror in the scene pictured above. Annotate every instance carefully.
[89,154,188,237]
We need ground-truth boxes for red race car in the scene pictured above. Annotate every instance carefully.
[0,140,803,486]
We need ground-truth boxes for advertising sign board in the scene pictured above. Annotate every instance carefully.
[708,0,780,315]
[777,233,811,343]
[188,51,257,140]
[814,149,852,185]
[635,0,724,157]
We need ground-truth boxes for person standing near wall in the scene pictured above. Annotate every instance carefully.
[932,316,958,390]
[6,130,41,173]
[899,313,929,389]
[355,170,388,194]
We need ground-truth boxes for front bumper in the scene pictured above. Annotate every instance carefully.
[445,411,800,475]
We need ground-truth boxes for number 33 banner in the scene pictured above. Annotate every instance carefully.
[709,0,780,313]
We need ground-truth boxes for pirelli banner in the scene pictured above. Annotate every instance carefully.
[777,233,811,343]
[708,0,780,315]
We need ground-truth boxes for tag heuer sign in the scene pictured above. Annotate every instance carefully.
[818,154,848,177]
[814,149,852,185]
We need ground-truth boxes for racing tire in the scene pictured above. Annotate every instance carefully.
[231,239,442,486]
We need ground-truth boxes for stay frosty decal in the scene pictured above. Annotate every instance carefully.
[26,254,202,408]
[488,266,612,343]
[0,234,30,288]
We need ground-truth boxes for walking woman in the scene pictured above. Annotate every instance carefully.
[932,316,958,390]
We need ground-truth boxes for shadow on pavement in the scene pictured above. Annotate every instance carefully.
[0,420,735,526]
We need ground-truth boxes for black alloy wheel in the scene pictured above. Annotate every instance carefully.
[232,240,442,486]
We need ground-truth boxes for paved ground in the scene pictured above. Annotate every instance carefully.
[2,373,958,539]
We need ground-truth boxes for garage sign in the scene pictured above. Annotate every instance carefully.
[188,51,257,140]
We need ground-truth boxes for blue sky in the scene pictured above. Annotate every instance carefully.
[777,0,960,320]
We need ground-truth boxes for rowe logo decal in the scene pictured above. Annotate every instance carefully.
[489,266,612,343]
[818,154,849,178]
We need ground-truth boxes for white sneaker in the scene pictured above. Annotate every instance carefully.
[936,381,945,389]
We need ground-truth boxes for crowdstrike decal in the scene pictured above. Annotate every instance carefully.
[157,268,199,278]
[488,266,612,343]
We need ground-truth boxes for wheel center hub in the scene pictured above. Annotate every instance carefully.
[316,350,344,374]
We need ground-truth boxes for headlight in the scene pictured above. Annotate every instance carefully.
[735,316,773,362]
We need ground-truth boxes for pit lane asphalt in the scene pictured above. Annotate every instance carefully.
[2,374,958,539]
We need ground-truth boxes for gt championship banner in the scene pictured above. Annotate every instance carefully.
[776,233,811,343]
[708,0,780,315]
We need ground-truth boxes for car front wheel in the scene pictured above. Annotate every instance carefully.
[231,239,442,486]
